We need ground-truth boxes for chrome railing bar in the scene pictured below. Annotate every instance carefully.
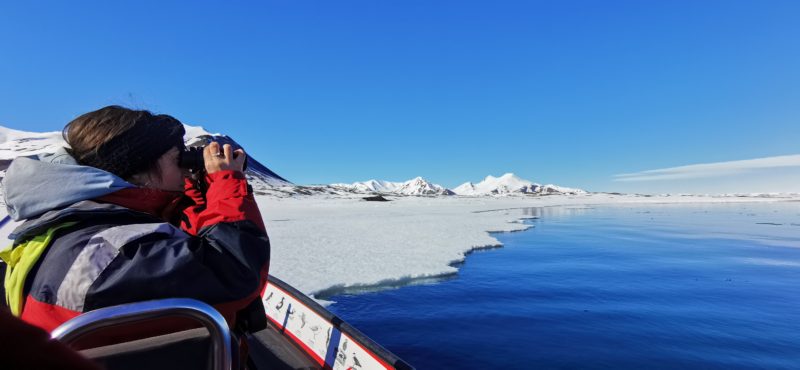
[51,298,232,370]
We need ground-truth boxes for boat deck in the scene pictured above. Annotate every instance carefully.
[249,321,321,369]
[79,322,320,370]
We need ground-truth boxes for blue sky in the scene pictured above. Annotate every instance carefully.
[1,1,798,193]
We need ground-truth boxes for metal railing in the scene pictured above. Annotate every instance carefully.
[51,298,233,370]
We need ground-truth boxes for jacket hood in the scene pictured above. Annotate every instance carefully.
[3,147,135,221]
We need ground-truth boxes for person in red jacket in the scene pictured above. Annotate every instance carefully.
[1,106,270,357]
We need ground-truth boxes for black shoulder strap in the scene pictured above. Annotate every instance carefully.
[236,297,268,334]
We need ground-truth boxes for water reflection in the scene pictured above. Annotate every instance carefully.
[520,206,594,218]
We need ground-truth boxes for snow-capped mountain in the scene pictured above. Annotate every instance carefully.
[0,126,64,162]
[453,173,585,196]
[538,184,586,195]
[331,179,401,193]
[0,125,292,188]
[393,177,455,196]
[333,177,454,196]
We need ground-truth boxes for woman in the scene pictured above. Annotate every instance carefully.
[1,106,270,348]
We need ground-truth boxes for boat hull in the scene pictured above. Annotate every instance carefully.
[261,276,413,370]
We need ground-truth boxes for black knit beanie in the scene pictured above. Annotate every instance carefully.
[74,108,186,179]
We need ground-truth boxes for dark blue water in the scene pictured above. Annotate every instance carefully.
[328,203,800,369]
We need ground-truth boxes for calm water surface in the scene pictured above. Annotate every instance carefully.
[328,202,800,369]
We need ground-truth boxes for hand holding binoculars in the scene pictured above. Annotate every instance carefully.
[179,140,248,174]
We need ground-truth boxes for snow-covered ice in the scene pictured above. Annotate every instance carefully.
[257,193,800,300]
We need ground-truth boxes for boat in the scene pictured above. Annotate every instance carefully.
[50,275,414,370]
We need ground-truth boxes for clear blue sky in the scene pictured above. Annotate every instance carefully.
[1,1,798,193]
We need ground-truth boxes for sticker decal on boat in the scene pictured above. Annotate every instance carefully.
[262,281,397,370]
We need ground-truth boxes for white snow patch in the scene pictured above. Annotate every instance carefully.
[182,124,219,139]
[0,126,66,159]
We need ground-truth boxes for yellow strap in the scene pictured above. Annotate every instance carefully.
[0,222,77,316]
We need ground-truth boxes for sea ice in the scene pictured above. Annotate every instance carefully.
[256,193,799,300]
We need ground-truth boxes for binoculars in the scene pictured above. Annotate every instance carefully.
[178,146,206,172]
[178,145,248,173]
